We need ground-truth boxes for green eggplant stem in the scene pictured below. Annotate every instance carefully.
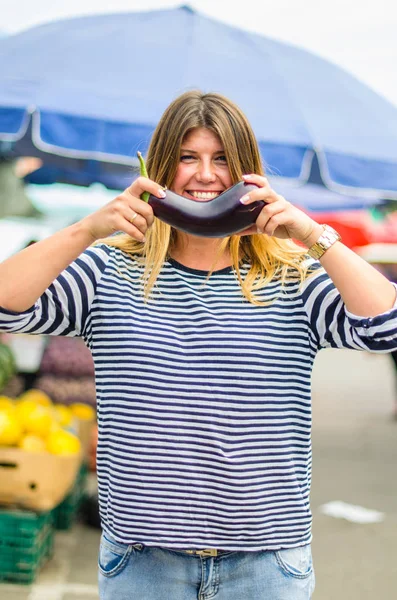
[137,151,150,203]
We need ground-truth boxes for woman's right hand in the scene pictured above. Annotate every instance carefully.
[80,177,166,243]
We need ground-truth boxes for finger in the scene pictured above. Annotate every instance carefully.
[242,173,268,187]
[262,214,284,237]
[240,179,278,205]
[127,210,148,234]
[117,190,155,227]
[131,200,154,227]
[127,176,166,201]
[130,210,139,224]
[121,217,147,242]
[237,199,285,236]
[256,202,286,234]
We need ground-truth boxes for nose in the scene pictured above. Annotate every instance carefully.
[196,159,217,183]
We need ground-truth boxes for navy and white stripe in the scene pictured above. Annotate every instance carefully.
[1,244,396,551]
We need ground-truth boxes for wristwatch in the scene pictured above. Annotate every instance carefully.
[307,224,341,260]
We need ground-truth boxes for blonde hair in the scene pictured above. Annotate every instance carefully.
[97,90,313,305]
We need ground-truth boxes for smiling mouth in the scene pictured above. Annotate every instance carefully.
[185,191,222,201]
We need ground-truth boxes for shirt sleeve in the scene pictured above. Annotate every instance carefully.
[300,260,397,352]
[0,244,112,340]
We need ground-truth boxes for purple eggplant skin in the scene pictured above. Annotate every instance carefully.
[148,181,265,237]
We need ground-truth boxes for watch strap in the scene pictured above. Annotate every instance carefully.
[308,224,341,260]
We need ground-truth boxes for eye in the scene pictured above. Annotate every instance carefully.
[180,155,196,162]
[215,155,227,163]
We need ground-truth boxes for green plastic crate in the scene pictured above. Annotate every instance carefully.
[52,462,88,530]
[0,508,54,584]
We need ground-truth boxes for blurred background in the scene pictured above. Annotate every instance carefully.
[0,1,396,599]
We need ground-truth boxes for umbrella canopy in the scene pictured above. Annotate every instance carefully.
[270,179,384,212]
[1,5,397,196]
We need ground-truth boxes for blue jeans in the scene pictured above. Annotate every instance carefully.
[98,531,315,599]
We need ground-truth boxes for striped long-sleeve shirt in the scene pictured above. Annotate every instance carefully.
[1,244,397,551]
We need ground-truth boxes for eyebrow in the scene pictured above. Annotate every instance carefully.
[180,148,225,154]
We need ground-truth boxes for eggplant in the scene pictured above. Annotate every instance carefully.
[147,182,264,237]
[136,153,264,237]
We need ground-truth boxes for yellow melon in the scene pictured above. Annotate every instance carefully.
[19,434,47,452]
[53,405,73,427]
[69,403,95,421]
[46,429,81,456]
[0,408,22,445]
[0,396,15,411]
[18,389,53,407]
[16,400,55,438]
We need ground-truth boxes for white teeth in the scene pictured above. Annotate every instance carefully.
[190,191,219,199]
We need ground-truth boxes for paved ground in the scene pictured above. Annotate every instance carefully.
[2,348,397,599]
[310,349,397,599]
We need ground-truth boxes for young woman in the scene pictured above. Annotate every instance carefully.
[0,91,396,600]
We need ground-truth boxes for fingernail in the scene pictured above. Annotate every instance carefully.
[242,174,252,180]
[240,194,250,204]
[158,189,166,198]
[257,227,263,234]
[142,236,146,243]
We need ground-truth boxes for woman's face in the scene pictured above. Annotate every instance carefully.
[172,127,233,201]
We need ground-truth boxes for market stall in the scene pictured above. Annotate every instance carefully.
[0,335,96,584]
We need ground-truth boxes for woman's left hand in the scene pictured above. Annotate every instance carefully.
[239,174,323,247]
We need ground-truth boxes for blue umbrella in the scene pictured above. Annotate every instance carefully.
[0,5,397,198]
[270,180,384,212]
[269,154,385,211]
